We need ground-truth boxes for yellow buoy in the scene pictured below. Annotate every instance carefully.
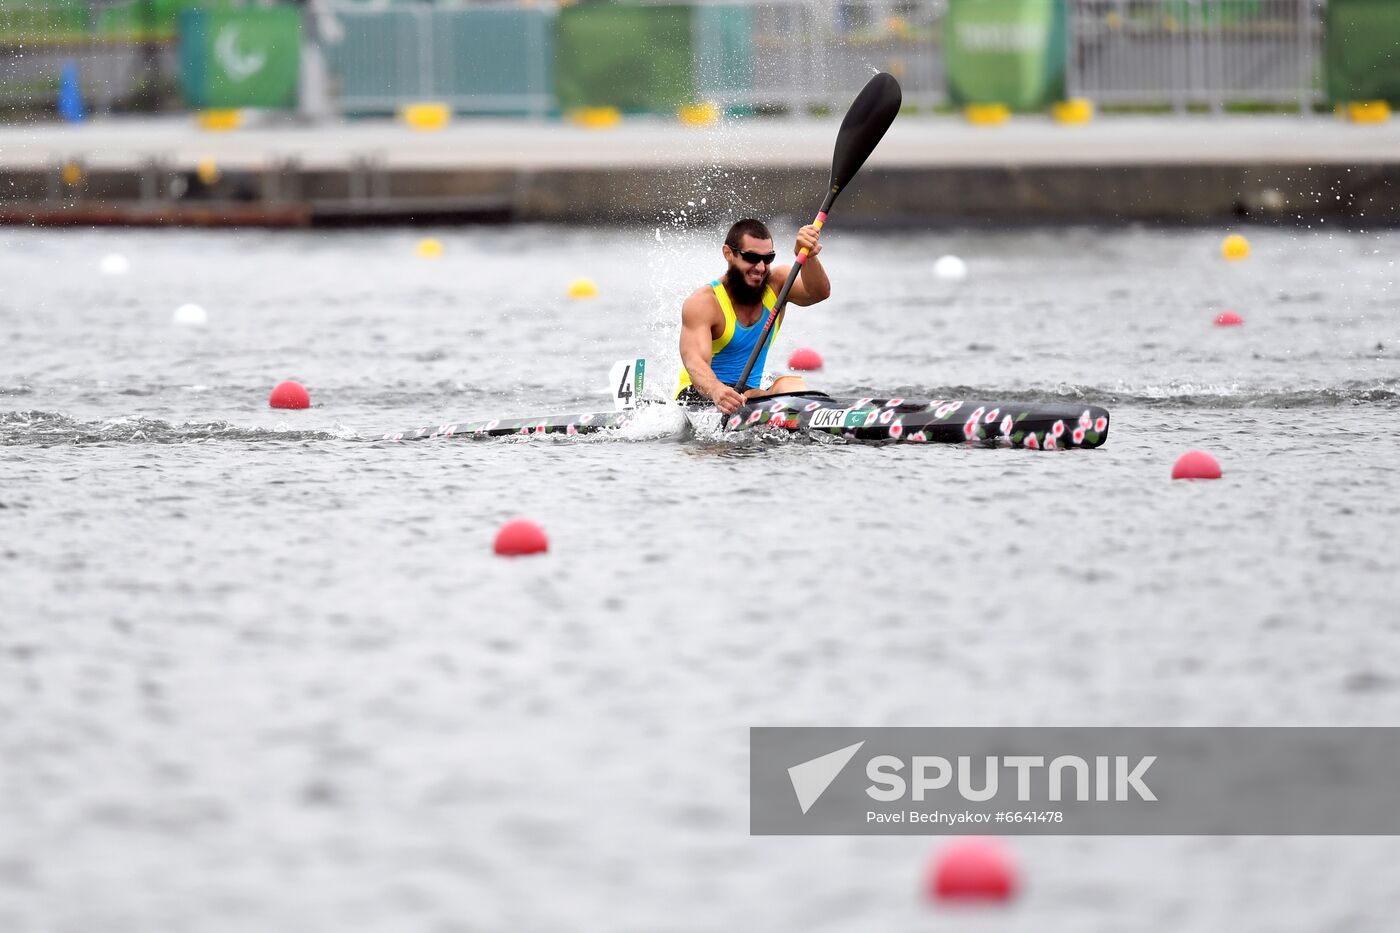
[196,157,220,186]
[400,102,451,131]
[964,103,1010,126]
[1221,233,1251,261]
[197,109,242,131]
[60,161,83,186]
[1346,100,1390,124]
[568,278,599,299]
[677,102,720,127]
[569,107,622,129]
[416,238,444,259]
[1052,98,1094,125]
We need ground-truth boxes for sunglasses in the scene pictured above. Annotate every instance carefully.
[736,249,778,265]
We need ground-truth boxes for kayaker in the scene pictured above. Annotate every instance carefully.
[675,218,830,413]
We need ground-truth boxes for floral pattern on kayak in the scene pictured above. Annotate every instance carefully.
[712,394,1110,449]
[380,394,1111,449]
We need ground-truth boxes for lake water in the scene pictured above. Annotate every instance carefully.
[2,224,1399,932]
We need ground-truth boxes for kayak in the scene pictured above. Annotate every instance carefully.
[692,392,1109,448]
[381,407,635,442]
[380,391,1110,449]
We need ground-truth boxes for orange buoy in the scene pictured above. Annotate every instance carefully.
[1214,311,1244,327]
[788,347,824,371]
[1171,450,1222,480]
[268,381,310,410]
[927,838,1017,902]
[494,519,548,557]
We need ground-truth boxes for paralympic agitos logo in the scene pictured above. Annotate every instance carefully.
[788,742,1158,814]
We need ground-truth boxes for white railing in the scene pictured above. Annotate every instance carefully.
[734,0,950,111]
[319,0,950,116]
[1,0,1332,119]
[1066,0,1325,112]
[323,1,556,117]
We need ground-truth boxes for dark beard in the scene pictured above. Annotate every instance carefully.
[724,265,769,307]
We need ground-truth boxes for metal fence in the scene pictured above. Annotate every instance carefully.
[727,0,950,111]
[1066,0,1325,111]
[320,0,949,117]
[320,0,1323,117]
[1,0,1335,119]
[323,1,556,116]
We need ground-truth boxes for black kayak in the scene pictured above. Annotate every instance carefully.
[380,391,1110,449]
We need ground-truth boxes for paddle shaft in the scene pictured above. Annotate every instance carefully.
[729,190,835,392]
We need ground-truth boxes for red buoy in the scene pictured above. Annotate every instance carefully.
[927,838,1017,902]
[788,347,824,371]
[268,380,310,410]
[1172,450,1222,480]
[494,519,548,557]
[1214,311,1244,327]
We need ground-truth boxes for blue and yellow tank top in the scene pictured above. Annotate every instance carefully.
[676,279,782,396]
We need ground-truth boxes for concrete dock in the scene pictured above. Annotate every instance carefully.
[2,113,1398,226]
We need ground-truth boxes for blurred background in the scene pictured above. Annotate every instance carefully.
[0,0,1358,122]
[2,0,1398,226]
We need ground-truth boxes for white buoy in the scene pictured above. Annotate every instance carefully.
[172,303,207,326]
[934,255,967,281]
[99,254,130,275]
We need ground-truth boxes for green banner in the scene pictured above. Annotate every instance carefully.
[943,0,1066,110]
[179,8,301,109]
[555,4,695,112]
[1327,0,1400,103]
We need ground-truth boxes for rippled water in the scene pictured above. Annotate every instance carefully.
[3,225,1399,932]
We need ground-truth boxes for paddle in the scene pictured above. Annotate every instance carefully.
[729,72,903,393]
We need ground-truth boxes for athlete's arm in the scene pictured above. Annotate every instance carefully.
[679,291,747,414]
[780,224,830,306]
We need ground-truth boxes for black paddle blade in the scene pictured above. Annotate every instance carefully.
[829,72,902,197]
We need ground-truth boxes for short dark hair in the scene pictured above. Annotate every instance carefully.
[725,218,772,250]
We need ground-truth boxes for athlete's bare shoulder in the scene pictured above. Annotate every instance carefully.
[686,282,718,303]
[682,284,723,324]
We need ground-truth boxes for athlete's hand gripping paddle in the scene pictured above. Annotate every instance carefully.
[729,72,902,393]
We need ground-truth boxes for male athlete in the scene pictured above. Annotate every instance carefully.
[676,218,829,414]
